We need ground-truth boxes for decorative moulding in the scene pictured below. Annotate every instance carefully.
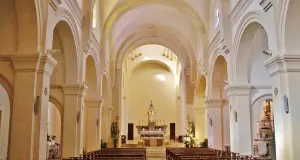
[208,31,221,55]
[225,84,253,97]
[229,0,253,26]
[259,0,273,12]
[65,0,83,26]
[50,0,61,10]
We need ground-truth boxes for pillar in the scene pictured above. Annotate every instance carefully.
[192,107,206,142]
[205,98,223,149]
[85,98,103,151]
[265,54,300,160]
[61,83,88,157]
[8,54,56,160]
[225,84,252,154]
[101,106,113,144]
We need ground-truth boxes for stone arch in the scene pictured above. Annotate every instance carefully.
[50,21,79,84]
[0,0,39,54]
[211,56,228,98]
[113,24,195,63]
[232,11,277,83]
[0,74,13,104]
[46,7,81,56]
[282,0,300,53]
[101,0,207,65]
[115,25,195,70]
[235,22,271,85]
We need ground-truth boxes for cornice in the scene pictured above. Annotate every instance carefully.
[265,54,300,77]
[61,83,88,96]
[229,0,253,26]
[204,98,225,108]
[65,0,83,27]
[225,84,253,97]
[10,54,41,72]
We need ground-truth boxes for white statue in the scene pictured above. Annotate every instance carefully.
[147,101,156,122]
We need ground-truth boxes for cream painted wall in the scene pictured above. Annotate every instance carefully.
[48,102,61,143]
[127,63,177,141]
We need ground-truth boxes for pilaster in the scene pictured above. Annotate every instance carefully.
[265,54,300,160]
[192,107,206,142]
[225,84,252,154]
[8,54,57,160]
[61,83,88,157]
[101,106,113,144]
[85,98,103,151]
[205,98,224,149]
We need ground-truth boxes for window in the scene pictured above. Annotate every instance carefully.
[215,9,220,29]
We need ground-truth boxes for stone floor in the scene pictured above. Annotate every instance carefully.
[146,146,166,160]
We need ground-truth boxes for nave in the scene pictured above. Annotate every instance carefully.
[0,0,300,160]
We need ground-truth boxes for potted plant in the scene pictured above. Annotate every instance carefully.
[200,138,208,148]
[112,136,118,148]
[101,139,107,149]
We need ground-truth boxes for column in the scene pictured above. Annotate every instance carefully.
[61,84,88,157]
[265,54,300,160]
[192,107,206,141]
[205,99,223,149]
[101,106,113,144]
[85,98,103,151]
[9,54,56,160]
[225,84,252,155]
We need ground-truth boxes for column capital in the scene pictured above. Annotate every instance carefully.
[204,98,224,108]
[62,83,88,96]
[85,97,104,109]
[38,54,57,75]
[265,54,300,77]
[224,84,252,97]
[10,53,40,72]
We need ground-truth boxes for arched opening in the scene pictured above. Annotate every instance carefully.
[119,44,182,147]
[0,84,10,159]
[210,56,230,149]
[47,102,62,159]
[236,22,275,157]
[84,56,99,151]
[49,21,79,157]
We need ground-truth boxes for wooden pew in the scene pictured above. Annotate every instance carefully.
[63,148,146,160]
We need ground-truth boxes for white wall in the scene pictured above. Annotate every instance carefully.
[48,102,61,143]
[0,85,10,160]
[127,63,177,141]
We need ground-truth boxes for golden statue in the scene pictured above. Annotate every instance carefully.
[264,101,271,120]
[147,101,156,122]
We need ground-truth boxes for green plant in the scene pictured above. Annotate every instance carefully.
[101,139,107,149]
[200,138,208,147]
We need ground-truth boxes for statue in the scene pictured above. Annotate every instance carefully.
[147,101,156,122]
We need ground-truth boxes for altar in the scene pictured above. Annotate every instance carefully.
[136,101,167,147]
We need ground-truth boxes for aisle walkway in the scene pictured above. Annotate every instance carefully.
[146,147,166,160]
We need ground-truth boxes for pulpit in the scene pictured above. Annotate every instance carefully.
[136,101,168,146]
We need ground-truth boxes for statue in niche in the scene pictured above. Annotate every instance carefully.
[147,101,156,122]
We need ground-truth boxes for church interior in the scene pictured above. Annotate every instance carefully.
[0,0,299,160]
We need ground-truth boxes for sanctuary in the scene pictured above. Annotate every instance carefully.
[136,101,167,147]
